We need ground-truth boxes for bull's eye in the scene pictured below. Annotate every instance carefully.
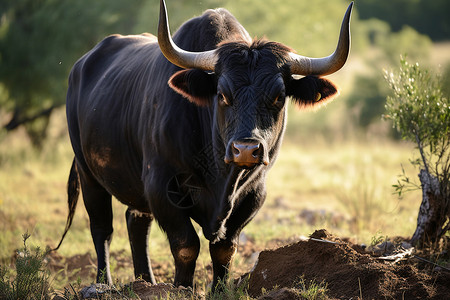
[217,93,229,106]
[273,94,285,107]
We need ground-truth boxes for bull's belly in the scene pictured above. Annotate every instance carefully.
[99,170,147,211]
[83,147,149,212]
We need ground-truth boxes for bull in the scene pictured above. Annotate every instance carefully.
[56,0,353,289]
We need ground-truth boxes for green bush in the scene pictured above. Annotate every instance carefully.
[0,233,51,300]
[384,57,450,192]
[384,57,450,245]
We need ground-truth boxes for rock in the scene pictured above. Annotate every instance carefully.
[371,241,395,256]
[401,241,413,250]
[80,283,113,298]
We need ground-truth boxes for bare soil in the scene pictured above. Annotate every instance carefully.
[46,229,450,299]
[244,229,450,299]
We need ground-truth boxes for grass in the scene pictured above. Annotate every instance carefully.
[254,136,420,244]
[207,275,253,300]
[295,276,328,300]
[0,107,421,295]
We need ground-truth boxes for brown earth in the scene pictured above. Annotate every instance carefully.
[47,229,450,299]
[244,229,450,299]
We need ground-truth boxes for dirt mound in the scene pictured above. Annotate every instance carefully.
[245,229,450,299]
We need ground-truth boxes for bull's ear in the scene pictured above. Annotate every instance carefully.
[286,76,339,109]
[168,69,216,106]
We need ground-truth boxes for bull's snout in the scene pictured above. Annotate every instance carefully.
[225,140,269,168]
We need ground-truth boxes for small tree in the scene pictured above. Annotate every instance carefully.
[384,57,450,247]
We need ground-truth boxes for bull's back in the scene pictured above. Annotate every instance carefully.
[66,34,159,209]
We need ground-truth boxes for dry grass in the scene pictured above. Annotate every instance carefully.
[0,107,421,290]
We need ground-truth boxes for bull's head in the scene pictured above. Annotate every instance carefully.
[159,0,353,169]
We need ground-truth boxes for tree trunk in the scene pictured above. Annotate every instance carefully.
[3,106,55,132]
[410,169,448,247]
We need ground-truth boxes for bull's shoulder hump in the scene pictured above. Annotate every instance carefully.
[95,33,157,52]
[105,33,157,43]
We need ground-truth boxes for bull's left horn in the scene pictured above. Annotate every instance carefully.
[289,2,353,76]
[158,0,217,71]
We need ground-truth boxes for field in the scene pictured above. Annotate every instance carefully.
[1,100,434,296]
[2,0,450,297]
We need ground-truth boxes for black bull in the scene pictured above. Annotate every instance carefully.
[56,0,353,289]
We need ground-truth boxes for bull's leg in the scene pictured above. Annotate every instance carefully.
[208,189,264,290]
[209,239,237,290]
[144,165,200,287]
[77,166,114,284]
[165,220,200,287]
[125,208,156,284]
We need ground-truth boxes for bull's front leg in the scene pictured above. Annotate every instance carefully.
[209,238,238,290]
[209,187,265,290]
[169,226,200,288]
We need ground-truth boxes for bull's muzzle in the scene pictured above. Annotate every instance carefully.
[224,140,269,168]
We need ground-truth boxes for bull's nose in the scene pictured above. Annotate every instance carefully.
[226,141,268,168]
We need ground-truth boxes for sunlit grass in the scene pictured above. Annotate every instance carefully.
[249,137,421,245]
[0,108,421,290]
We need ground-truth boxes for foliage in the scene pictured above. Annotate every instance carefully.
[384,57,450,226]
[1,0,447,145]
[346,17,431,130]
[370,231,388,248]
[379,26,432,66]
[0,233,51,300]
[357,0,450,41]
[384,58,449,168]
[346,73,390,128]
[0,0,145,146]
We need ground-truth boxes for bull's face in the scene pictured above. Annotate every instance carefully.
[215,44,285,169]
[159,0,352,169]
[168,40,339,169]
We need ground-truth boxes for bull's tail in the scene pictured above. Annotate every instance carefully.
[52,158,80,252]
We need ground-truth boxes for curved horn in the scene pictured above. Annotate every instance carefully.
[289,2,353,76]
[158,0,217,71]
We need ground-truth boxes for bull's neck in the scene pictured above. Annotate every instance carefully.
[198,127,267,241]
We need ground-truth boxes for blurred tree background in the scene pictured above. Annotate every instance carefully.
[0,0,145,147]
[0,0,449,146]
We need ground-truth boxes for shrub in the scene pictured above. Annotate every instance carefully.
[0,233,51,299]
[384,57,450,247]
